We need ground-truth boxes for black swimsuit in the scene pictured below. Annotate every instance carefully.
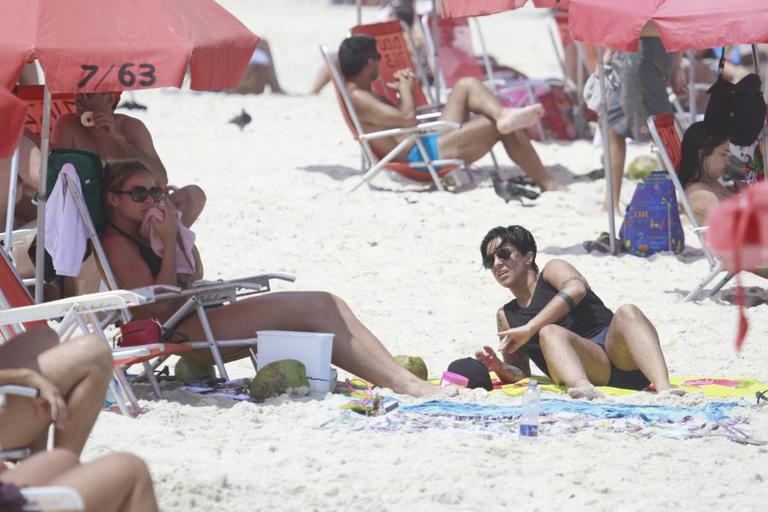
[503,277,650,391]
[107,222,163,279]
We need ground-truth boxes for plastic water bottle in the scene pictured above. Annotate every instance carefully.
[519,380,541,439]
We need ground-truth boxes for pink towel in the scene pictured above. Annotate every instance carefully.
[139,206,197,277]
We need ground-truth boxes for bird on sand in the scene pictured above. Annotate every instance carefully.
[229,109,252,131]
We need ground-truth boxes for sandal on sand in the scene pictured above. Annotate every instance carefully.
[583,232,621,254]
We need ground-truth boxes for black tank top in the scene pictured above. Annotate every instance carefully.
[503,276,614,377]
[107,222,162,279]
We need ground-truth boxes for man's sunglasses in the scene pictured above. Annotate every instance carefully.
[112,186,163,203]
[483,247,516,269]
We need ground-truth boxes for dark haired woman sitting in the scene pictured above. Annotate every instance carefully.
[678,121,748,225]
[100,160,440,397]
[475,225,682,399]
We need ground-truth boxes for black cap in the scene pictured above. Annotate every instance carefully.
[447,358,493,391]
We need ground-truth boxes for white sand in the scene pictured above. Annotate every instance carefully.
[84,1,768,510]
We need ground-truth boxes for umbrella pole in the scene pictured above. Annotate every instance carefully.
[431,0,442,102]
[597,47,617,255]
[4,148,20,255]
[754,45,768,181]
[34,86,51,304]
[687,51,696,124]
[356,0,361,25]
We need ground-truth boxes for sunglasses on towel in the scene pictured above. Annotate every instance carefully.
[113,186,163,203]
[483,247,517,269]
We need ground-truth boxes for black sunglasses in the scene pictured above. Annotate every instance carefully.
[371,51,381,61]
[483,247,517,269]
[113,186,163,203]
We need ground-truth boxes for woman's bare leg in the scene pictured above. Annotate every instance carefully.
[606,126,626,215]
[537,324,610,399]
[178,291,441,397]
[3,451,159,512]
[604,304,678,392]
[0,328,113,454]
[0,449,78,486]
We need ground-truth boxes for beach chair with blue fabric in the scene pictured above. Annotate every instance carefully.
[320,42,463,191]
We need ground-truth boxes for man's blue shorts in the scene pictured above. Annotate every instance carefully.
[406,133,440,164]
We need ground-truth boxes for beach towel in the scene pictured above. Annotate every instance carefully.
[494,376,768,399]
[326,397,760,444]
[139,206,197,277]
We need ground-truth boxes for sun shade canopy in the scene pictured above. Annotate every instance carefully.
[0,0,259,93]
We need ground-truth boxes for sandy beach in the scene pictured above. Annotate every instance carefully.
[82,1,767,510]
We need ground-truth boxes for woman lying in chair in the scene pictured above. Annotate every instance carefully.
[474,225,682,399]
[1,449,159,512]
[0,327,112,456]
[100,161,441,397]
[678,121,750,226]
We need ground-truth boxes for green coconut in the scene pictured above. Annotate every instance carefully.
[174,356,216,384]
[249,360,310,401]
[626,155,658,180]
[394,355,428,380]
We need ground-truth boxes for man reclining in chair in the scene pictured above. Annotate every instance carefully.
[51,92,205,228]
[338,35,565,192]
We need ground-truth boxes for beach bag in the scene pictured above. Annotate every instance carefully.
[619,171,685,257]
[705,181,768,350]
[704,47,767,147]
[118,319,162,347]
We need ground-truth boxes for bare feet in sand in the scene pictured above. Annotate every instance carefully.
[656,386,686,397]
[540,179,567,192]
[496,104,545,135]
[567,386,604,400]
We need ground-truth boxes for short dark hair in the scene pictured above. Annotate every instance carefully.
[480,225,538,272]
[678,121,730,188]
[338,35,378,79]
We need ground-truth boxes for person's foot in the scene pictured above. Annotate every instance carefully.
[567,386,604,400]
[497,104,545,134]
[655,383,686,396]
[539,179,567,192]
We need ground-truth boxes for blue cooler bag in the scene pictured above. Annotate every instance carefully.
[619,171,685,257]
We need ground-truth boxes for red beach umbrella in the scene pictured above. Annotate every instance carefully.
[441,0,526,18]
[569,0,768,52]
[0,0,259,93]
[0,87,27,158]
[0,0,259,303]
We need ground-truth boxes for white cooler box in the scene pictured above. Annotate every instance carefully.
[255,331,334,392]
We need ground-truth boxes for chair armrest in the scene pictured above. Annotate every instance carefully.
[21,487,85,511]
[0,385,39,405]
[0,290,152,326]
[416,111,441,121]
[360,120,460,141]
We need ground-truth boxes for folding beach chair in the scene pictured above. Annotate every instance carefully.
[38,149,296,390]
[647,112,735,301]
[320,43,463,191]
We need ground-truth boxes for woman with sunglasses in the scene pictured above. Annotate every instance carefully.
[475,225,681,399]
[678,121,748,226]
[101,161,441,398]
